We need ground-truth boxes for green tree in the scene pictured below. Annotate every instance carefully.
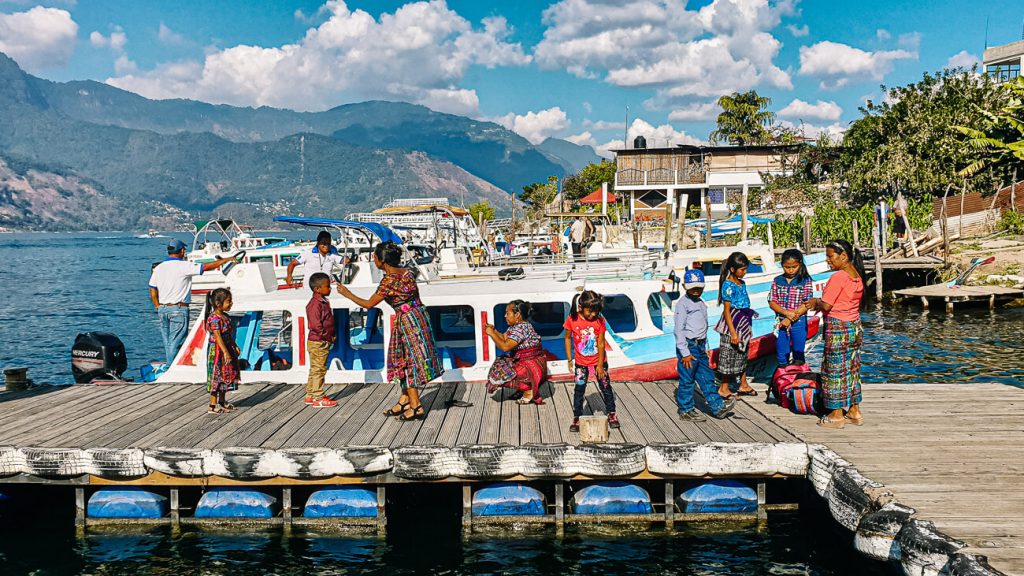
[467,200,494,223]
[956,76,1024,178]
[838,68,1008,203]
[520,177,559,212]
[709,90,774,145]
[561,159,616,202]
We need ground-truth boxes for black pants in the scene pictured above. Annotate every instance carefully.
[572,364,615,418]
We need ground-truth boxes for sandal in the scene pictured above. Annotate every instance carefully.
[844,414,864,426]
[737,389,758,397]
[383,401,410,417]
[817,415,846,429]
[207,404,225,414]
[398,405,426,421]
[220,402,236,412]
[516,394,534,405]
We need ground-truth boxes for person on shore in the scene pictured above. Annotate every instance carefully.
[570,216,587,261]
[304,272,338,408]
[205,287,239,414]
[494,230,507,256]
[564,290,619,432]
[715,252,759,398]
[149,239,237,364]
[804,239,866,429]
[336,241,443,421]
[484,300,548,405]
[674,269,735,421]
[769,249,814,367]
[285,230,346,288]
[891,205,908,249]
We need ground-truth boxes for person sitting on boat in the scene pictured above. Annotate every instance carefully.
[149,239,238,365]
[336,241,444,421]
[285,230,347,288]
[484,300,548,405]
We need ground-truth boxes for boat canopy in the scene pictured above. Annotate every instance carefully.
[722,214,775,224]
[273,216,403,245]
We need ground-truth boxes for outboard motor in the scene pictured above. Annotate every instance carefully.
[72,332,127,383]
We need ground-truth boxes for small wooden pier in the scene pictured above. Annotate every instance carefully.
[893,284,1024,311]
[748,382,1024,576]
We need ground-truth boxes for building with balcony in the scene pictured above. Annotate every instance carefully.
[984,39,1023,83]
[613,144,800,221]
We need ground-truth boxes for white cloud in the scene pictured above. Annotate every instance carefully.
[158,22,187,46]
[583,119,626,130]
[534,0,793,109]
[107,0,531,115]
[777,98,842,122]
[90,26,136,75]
[628,117,703,147]
[566,131,596,147]
[798,40,916,89]
[876,29,890,42]
[946,50,979,70]
[779,119,846,140]
[668,102,718,122]
[0,6,78,71]
[582,101,592,113]
[493,107,570,144]
[786,23,808,37]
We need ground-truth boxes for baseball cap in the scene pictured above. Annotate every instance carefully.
[683,269,705,289]
[167,239,187,253]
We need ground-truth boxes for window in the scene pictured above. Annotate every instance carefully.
[647,292,676,332]
[602,294,637,334]
[248,255,273,264]
[328,308,384,370]
[427,305,477,368]
[492,302,567,337]
[637,190,666,208]
[987,63,1021,83]
[279,253,299,267]
[231,310,293,371]
[707,188,725,204]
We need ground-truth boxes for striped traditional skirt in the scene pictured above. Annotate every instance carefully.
[716,342,748,377]
[387,304,444,389]
[822,317,863,410]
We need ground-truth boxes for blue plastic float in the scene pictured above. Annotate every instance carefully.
[472,483,546,516]
[87,488,168,519]
[194,488,278,519]
[678,480,757,514]
[304,488,378,518]
[572,482,652,515]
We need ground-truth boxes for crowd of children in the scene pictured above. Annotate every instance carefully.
[204,241,847,432]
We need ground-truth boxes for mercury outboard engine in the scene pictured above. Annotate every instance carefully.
[72,332,127,383]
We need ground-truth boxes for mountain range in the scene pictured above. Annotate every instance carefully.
[0,52,600,231]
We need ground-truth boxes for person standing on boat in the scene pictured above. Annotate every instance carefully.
[569,216,587,261]
[484,300,548,405]
[336,241,443,421]
[285,230,346,288]
[803,239,866,429]
[149,239,238,365]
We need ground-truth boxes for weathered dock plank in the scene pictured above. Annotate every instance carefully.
[746,381,1024,576]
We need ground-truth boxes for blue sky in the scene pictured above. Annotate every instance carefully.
[0,0,1021,155]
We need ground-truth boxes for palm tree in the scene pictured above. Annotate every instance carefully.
[956,76,1024,177]
[709,90,775,146]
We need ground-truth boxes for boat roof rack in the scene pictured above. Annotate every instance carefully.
[272,216,403,245]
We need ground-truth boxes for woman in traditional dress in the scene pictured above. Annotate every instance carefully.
[484,300,548,404]
[336,241,443,421]
[798,239,866,429]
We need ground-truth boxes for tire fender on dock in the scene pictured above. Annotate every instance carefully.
[826,465,895,532]
[518,443,577,477]
[205,448,277,479]
[22,448,89,478]
[947,553,1010,576]
[574,443,645,477]
[393,445,458,480]
[452,444,517,479]
[854,502,916,562]
[807,444,852,498]
[0,446,25,477]
[143,448,211,477]
[270,447,393,479]
[85,448,147,479]
[897,519,967,576]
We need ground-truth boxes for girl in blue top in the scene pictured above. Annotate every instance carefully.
[715,252,758,398]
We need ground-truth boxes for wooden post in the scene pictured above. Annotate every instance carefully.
[959,184,966,237]
[921,296,929,310]
[664,204,673,256]
[376,485,387,536]
[740,184,749,241]
[802,215,812,253]
[945,297,954,314]
[990,293,996,310]
[664,481,675,530]
[554,482,565,536]
[757,482,767,522]
[897,192,919,257]
[282,488,292,525]
[170,488,180,528]
[766,221,775,252]
[852,219,860,250]
[704,193,712,246]
[75,487,86,527]
[941,191,950,261]
[462,484,473,535]
[872,226,884,301]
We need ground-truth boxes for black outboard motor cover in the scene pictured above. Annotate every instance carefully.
[72,332,127,383]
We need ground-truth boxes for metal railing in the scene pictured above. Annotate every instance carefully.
[615,166,706,187]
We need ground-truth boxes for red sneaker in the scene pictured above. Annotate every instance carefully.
[608,412,621,429]
[304,396,315,405]
[310,397,338,408]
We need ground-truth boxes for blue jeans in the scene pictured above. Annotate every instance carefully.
[158,306,190,364]
[676,339,723,413]
[776,316,808,365]
[573,364,615,418]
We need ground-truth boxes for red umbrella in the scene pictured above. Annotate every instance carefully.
[579,188,618,204]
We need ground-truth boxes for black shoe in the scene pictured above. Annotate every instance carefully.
[677,409,707,422]
[713,396,736,419]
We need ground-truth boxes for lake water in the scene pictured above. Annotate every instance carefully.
[0,232,1021,575]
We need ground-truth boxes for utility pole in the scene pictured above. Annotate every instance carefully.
[624,105,629,150]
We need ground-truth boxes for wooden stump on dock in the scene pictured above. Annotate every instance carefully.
[578,415,609,443]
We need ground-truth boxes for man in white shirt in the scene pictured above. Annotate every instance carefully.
[569,216,587,260]
[149,239,237,364]
[285,230,347,288]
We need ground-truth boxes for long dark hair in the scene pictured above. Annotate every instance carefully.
[205,287,231,320]
[826,239,867,309]
[569,290,603,320]
[718,251,750,304]
[507,299,533,321]
[374,241,403,267]
[780,248,811,282]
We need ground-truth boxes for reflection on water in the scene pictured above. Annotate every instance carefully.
[0,232,1021,386]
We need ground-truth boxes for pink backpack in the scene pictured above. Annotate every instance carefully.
[770,363,811,410]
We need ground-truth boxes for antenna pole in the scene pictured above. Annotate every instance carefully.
[624,105,629,149]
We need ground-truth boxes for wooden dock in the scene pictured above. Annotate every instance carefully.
[747,382,1024,576]
[893,284,1024,311]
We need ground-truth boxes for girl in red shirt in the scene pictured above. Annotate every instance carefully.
[563,290,619,432]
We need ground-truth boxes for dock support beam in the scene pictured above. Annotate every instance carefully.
[945,297,954,314]
[75,487,85,528]
[664,481,674,530]
[757,482,767,522]
[282,488,292,528]
[170,488,180,529]
[555,482,565,537]
[462,484,472,535]
[376,486,387,536]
